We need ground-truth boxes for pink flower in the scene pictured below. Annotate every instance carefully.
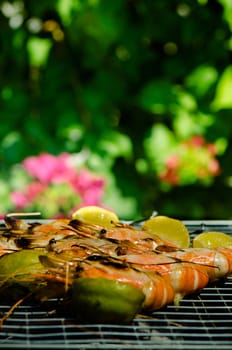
[23,153,76,184]
[25,182,46,202]
[11,191,28,209]
[70,169,105,196]
[8,152,106,217]
[81,180,105,205]
[208,158,221,176]
[11,182,45,209]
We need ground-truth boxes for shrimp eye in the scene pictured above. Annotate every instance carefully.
[87,255,103,261]
[115,246,128,256]
[99,228,107,237]
[49,238,56,245]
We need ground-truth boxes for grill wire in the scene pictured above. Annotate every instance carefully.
[0,221,232,350]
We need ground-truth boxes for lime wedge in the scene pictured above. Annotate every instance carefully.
[72,206,119,227]
[142,215,190,248]
[72,277,145,324]
[193,231,232,248]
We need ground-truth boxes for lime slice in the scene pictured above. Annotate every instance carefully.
[0,250,45,277]
[72,206,119,227]
[142,215,190,248]
[193,231,232,248]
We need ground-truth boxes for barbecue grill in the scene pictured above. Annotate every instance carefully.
[1,220,232,350]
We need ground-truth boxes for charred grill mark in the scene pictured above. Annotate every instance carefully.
[104,237,119,244]
[70,242,98,251]
[156,245,179,252]
[70,244,83,249]
[1,231,11,238]
[29,222,42,228]
[62,222,97,238]
[75,265,84,273]
[14,237,31,248]
[85,255,129,269]
[101,259,129,269]
[68,219,81,228]
[27,223,42,233]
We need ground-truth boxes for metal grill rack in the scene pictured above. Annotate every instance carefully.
[1,221,232,350]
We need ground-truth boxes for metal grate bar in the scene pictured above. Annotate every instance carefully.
[1,221,232,349]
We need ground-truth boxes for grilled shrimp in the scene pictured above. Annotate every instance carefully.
[80,261,175,311]
[115,251,209,297]
[69,219,178,251]
[0,217,177,258]
[166,247,232,281]
[0,217,78,254]
[40,253,175,312]
[48,236,122,261]
[217,247,232,273]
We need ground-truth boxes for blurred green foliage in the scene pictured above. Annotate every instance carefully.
[1,0,232,220]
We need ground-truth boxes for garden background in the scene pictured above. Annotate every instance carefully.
[1,0,232,220]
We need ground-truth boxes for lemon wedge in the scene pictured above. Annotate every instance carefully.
[193,231,232,248]
[72,206,119,227]
[142,215,190,248]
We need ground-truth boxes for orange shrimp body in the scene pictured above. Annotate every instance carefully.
[68,220,178,251]
[216,247,232,274]
[49,236,121,261]
[157,262,209,296]
[0,217,177,257]
[117,252,209,296]
[39,247,176,312]
[0,217,77,254]
[166,248,232,281]
[103,222,178,251]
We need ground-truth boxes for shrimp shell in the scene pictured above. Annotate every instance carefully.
[166,247,232,281]
[116,251,210,296]
[74,258,175,312]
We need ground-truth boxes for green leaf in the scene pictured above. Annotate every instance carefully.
[144,124,177,171]
[175,88,197,111]
[99,131,132,159]
[138,80,175,114]
[211,66,232,110]
[186,65,218,96]
[173,110,214,138]
[217,0,232,30]
[57,0,82,25]
[27,37,52,67]
[214,137,228,155]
